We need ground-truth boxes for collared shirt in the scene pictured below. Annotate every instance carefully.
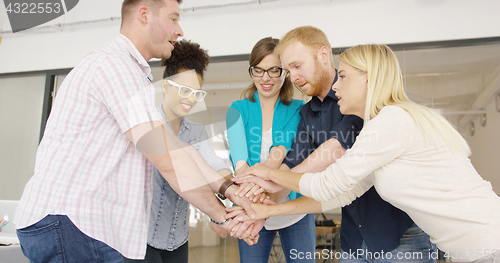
[148,106,230,250]
[283,76,414,253]
[15,35,161,259]
[283,73,363,169]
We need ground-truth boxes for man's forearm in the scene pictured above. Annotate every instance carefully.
[225,184,251,207]
[172,178,228,223]
[178,141,233,191]
[159,140,230,222]
[204,169,233,194]
[126,122,228,222]
[279,163,291,171]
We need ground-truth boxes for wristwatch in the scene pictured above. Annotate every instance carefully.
[216,179,235,200]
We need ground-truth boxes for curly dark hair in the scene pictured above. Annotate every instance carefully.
[161,39,210,79]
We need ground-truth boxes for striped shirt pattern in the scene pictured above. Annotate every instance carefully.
[14,35,162,259]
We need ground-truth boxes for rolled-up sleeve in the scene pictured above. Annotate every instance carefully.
[330,115,364,150]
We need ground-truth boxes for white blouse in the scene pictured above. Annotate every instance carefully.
[300,106,500,261]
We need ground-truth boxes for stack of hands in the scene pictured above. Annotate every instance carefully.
[212,164,283,246]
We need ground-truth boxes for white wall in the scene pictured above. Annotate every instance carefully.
[465,99,500,194]
[1,0,500,73]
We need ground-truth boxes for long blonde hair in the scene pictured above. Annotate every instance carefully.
[339,44,471,157]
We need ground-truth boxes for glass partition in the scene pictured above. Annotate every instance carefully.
[0,74,46,200]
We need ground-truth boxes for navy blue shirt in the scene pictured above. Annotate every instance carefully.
[283,77,414,253]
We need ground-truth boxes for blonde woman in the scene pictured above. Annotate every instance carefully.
[230,44,500,262]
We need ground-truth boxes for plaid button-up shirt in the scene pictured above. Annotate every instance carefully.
[15,35,161,259]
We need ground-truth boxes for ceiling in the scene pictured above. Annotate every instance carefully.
[152,42,500,129]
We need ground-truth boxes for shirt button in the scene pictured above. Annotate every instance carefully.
[358,224,362,228]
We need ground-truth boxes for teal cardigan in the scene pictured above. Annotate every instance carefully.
[226,93,305,200]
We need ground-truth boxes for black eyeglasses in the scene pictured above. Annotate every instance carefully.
[249,66,284,78]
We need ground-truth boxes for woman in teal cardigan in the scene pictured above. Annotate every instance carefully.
[226,37,315,263]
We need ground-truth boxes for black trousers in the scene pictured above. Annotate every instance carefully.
[123,242,188,263]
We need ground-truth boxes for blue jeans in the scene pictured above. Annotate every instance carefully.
[17,215,123,263]
[340,224,436,263]
[238,213,316,263]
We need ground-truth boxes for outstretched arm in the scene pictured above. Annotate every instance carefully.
[234,163,303,193]
[263,146,291,202]
[291,138,345,173]
[128,122,266,244]
[234,146,289,201]
[226,177,373,221]
[235,136,348,198]
[231,196,323,220]
[126,122,229,224]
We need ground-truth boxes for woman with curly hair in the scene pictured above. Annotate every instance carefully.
[123,39,234,263]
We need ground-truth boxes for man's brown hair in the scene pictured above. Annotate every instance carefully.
[121,0,183,22]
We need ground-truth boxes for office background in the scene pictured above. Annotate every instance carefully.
[1,1,500,262]
[1,0,499,205]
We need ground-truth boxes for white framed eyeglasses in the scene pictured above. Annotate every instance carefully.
[166,80,207,101]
